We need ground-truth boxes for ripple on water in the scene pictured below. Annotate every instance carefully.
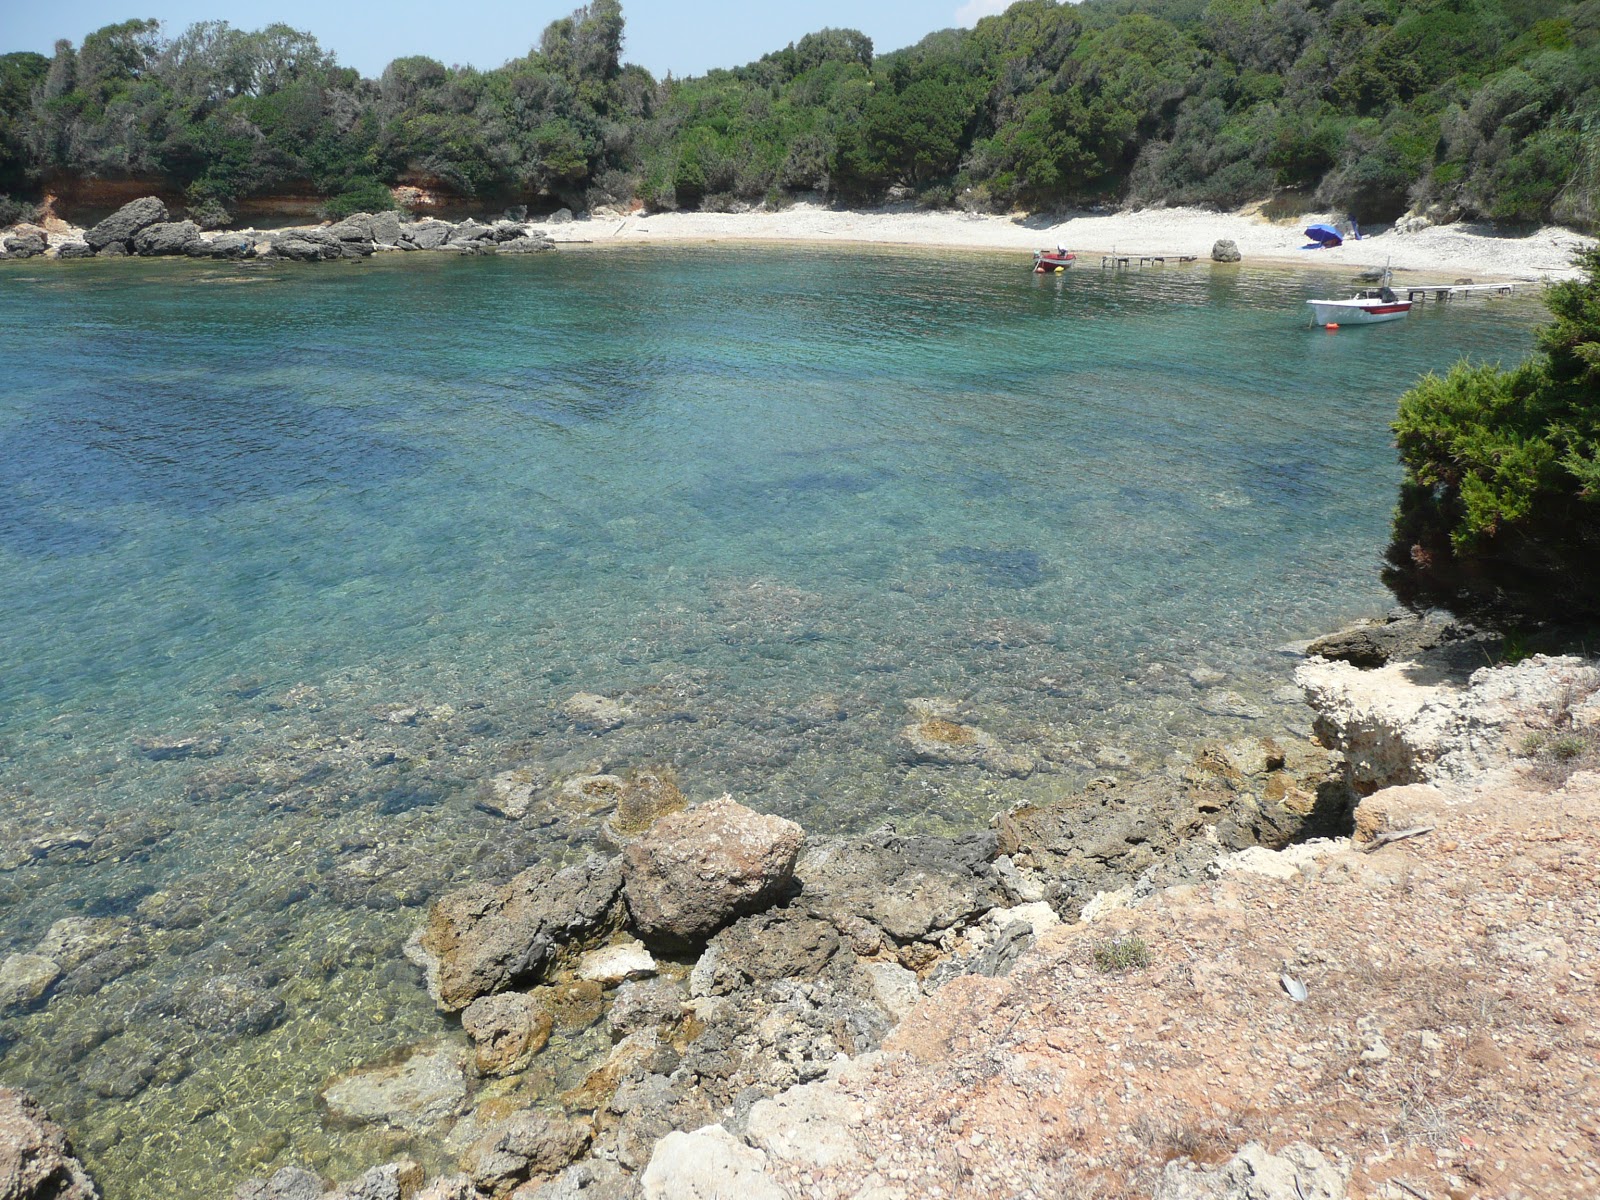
[0,247,1549,1198]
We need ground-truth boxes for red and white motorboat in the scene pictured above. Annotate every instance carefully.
[1033,247,1076,273]
[1306,266,1411,325]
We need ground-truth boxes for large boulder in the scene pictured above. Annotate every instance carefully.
[270,228,342,262]
[84,197,168,251]
[370,211,403,245]
[326,214,376,242]
[1211,238,1242,263]
[639,1127,789,1200]
[461,992,552,1075]
[1,227,48,259]
[186,233,255,259]
[132,220,203,256]
[54,242,95,260]
[461,1112,591,1196]
[496,236,554,254]
[622,797,805,944]
[0,1088,98,1200]
[795,829,1002,945]
[401,221,453,250]
[419,854,623,1012]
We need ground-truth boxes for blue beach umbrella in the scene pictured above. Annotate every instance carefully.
[1304,223,1344,248]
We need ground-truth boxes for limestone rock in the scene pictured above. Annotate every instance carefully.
[320,1045,469,1133]
[55,242,95,259]
[0,956,59,1014]
[84,197,168,251]
[271,228,342,262]
[232,1167,322,1200]
[689,908,838,998]
[796,830,1001,944]
[187,233,255,259]
[327,214,376,242]
[326,1160,424,1200]
[623,797,805,944]
[370,211,403,245]
[857,960,919,1021]
[606,977,687,1040]
[0,1087,98,1200]
[1211,238,1242,263]
[401,221,453,249]
[745,1077,867,1171]
[1153,1142,1347,1200]
[496,236,554,254]
[560,693,628,732]
[461,992,552,1075]
[420,854,623,1011]
[132,220,202,256]
[1,227,47,258]
[639,1126,791,1200]
[575,940,656,986]
[898,717,1032,777]
[461,1111,591,1196]
[1297,653,1600,790]
[482,768,542,819]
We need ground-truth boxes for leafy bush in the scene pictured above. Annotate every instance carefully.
[187,196,232,229]
[321,176,395,219]
[1384,245,1600,621]
[0,193,39,226]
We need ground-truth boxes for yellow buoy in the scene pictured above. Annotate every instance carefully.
[1054,266,1064,274]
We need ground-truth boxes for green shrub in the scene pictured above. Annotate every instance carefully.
[0,193,39,226]
[1093,935,1152,974]
[1384,245,1600,621]
[321,176,395,220]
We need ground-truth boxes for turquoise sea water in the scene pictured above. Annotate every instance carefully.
[0,247,1544,1195]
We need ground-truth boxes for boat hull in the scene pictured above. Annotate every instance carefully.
[1306,299,1412,325]
[1033,252,1075,273]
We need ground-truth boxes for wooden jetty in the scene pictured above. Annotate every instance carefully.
[1402,281,1521,302]
[1100,252,1199,269]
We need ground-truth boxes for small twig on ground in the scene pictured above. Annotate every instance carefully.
[1360,825,1436,854]
[1391,1179,1434,1200]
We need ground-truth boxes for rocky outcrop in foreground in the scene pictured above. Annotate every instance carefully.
[0,197,557,261]
[0,1088,97,1200]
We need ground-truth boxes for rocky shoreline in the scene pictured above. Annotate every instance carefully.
[0,197,558,262]
[6,612,1595,1200]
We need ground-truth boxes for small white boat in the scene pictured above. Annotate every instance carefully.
[1306,266,1411,326]
[1306,287,1412,325]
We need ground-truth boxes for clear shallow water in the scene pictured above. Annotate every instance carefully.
[0,248,1543,1195]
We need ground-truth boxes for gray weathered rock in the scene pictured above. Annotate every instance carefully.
[187,233,255,259]
[639,1126,790,1200]
[461,1111,591,1196]
[326,1160,424,1200]
[2,227,48,258]
[448,220,498,244]
[606,977,687,1040]
[84,197,168,251]
[327,214,376,242]
[575,940,656,986]
[420,854,623,1011]
[689,908,838,998]
[270,228,342,262]
[54,242,95,259]
[0,1088,98,1200]
[496,236,554,254]
[1153,1142,1347,1199]
[548,208,574,224]
[370,211,403,245]
[231,1166,322,1200]
[133,220,203,256]
[97,241,129,257]
[320,1044,469,1133]
[623,797,805,944]
[401,221,453,249]
[796,829,1001,945]
[1211,238,1242,263]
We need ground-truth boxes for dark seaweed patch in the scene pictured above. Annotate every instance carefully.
[937,546,1048,588]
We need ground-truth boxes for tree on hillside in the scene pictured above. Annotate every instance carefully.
[1385,246,1600,621]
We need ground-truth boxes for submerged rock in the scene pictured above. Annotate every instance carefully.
[0,1087,99,1200]
[898,716,1033,777]
[561,693,629,732]
[0,955,59,1014]
[622,797,805,944]
[320,1044,469,1133]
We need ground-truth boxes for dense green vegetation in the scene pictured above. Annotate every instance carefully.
[1,0,1597,226]
[1385,245,1600,620]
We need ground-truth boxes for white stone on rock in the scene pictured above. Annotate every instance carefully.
[576,941,657,985]
[858,961,920,1022]
[746,1079,868,1171]
[983,901,1060,938]
[639,1126,792,1200]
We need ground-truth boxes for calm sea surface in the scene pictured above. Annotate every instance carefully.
[0,247,1544,1195]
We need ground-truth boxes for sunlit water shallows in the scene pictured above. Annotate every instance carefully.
[0,247,1543,1196]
